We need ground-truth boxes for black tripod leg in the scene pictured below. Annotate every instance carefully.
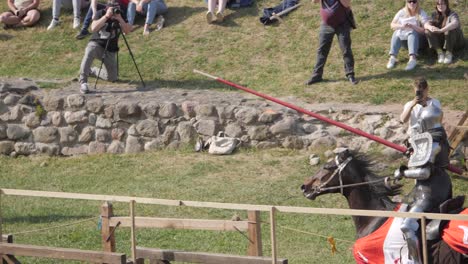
[120,32,145,87]
[93,37,112,90]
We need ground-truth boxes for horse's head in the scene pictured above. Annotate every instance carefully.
[301,149,357,200]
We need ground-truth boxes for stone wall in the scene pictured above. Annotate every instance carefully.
[0,79,413,158]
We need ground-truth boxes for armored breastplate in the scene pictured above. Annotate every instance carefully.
[417,104,442,133]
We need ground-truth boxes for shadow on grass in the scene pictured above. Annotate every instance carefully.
[360,65,468,82]
[213,4,261,28]
[3,214,97,225]
[164,6,205,28]
[0,33,13,41]
[141,78,227,91]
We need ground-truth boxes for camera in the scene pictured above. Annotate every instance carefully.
[415,90,423,98]
[112,6,121,15]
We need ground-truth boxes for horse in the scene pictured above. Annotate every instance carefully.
[301,149,468,264]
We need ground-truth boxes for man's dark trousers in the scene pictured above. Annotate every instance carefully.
[311,21,355,79]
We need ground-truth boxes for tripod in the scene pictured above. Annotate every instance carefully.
[94,21,145,90]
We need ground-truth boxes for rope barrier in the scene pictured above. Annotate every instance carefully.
[10,216,97,236]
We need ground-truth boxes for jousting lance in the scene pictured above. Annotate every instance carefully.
[193,69,462,175]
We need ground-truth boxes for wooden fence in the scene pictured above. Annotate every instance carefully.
[1,188,467,264]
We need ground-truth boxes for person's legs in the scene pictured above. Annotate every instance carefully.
[126,2,136,25]
[311,23,335,79]
[216,0,227,21]
[336,23,355,79]
[101,51,118,82]
[0,12,20,26]
[206,0,216,23]
[407,31,419,57]
[20,9,40,26]
[79,42,103,85]
[426,30,444,63]
[72,0,81,28]
[443,28,464,64]
[76,3,105,39]
[51,0,61,20]
[389,30,402,57]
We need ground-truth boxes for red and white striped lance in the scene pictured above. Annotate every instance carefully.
[193,69,462,175]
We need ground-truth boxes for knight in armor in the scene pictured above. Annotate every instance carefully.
[395,76,452,264]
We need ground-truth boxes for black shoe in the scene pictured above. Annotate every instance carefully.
[305,76,323,85]
[75,29,89,40]
[348,75,359,85]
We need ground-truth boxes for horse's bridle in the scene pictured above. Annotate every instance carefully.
[314,156,353,195]
[313,156,395,195]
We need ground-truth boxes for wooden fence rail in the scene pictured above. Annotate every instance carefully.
[1,188,468,264]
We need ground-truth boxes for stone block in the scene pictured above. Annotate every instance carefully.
[159,103,179,118]
[247,125,271,141]
[225,122,243,138]
[194,119,219,136]
[136,119,160,137]
[0,141,14,155]
[86,97,104,113]
[14,142,37,155]
[125,136,142,153]
[61,145,89,156]
[259,109,281,123]
[96,129,111,142]
[66,94,85,109]
[270,117,297,135]
[43,96,64,111]
[64,110,88,124]
[142,102,159,117]
[23,112,41,128]
[78,126,95,143]
[235,107,258,124]
[3,94,21,105]
[7,124,30,140]
[59,126,78,144]
[96,116,112,128]
[107,140,125,154]
[88,141,107,154]
[176,121,197,143]
[181,101,197,118]
[33,126,58,143]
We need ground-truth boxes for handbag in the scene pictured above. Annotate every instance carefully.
[207,132,239,155]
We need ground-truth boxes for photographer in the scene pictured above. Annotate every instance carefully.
[400,76,443,136]
[78,0,131,94]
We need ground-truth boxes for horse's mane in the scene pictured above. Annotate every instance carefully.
[349,151,403,207]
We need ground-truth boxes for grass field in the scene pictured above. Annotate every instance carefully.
[0,0,467,109]
[0,147,467,263]
[0,0,467,263]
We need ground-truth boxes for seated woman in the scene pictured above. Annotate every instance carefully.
[425,0,464,64]
[206,0,227,24]
[387,0,430,71]
[0,0,40,28]
[127,0,167,35]
[47,0,90,30]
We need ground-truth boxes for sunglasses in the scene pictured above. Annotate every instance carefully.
[407,0,417,3]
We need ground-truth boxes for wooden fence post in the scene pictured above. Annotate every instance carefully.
[0,190,4,264]
[130,200,137,263]
[269,207,277,264]
[247,210,262,256]
[101,201,116,253]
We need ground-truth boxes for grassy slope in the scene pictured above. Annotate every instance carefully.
[0,0,467,109]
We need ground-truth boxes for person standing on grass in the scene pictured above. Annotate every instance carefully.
[126,0,167,35]
[305,0,358,86]
[47,0,90,30]
[386,0,430,71]
[0,0,40,28]
[206,0,227,24]
[78,0,131,94]
[425,0,464,64]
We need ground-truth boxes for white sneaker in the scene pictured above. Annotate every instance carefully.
[206,11,215,24]
[73,17,80,29]
[47,19,59,30]
[405,59,417,71]
[80,83,89,94]
[443,52,453,64]
[437,52,445,64]
[386,56,397,69]
[155,15,164,31]
[215,11,225,22]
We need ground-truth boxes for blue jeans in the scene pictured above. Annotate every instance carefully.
[389,30,420,56]
[127,0,167,25]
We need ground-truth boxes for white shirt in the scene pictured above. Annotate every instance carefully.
[403,98,441,135]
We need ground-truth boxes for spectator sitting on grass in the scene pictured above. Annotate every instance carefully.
[127,0,167,35]
[0,0,40,28]
[47,0,91,30]
[425,0,465,64]
[386,0,430,71]
[75,0,128,39]
[206,0,227,24]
